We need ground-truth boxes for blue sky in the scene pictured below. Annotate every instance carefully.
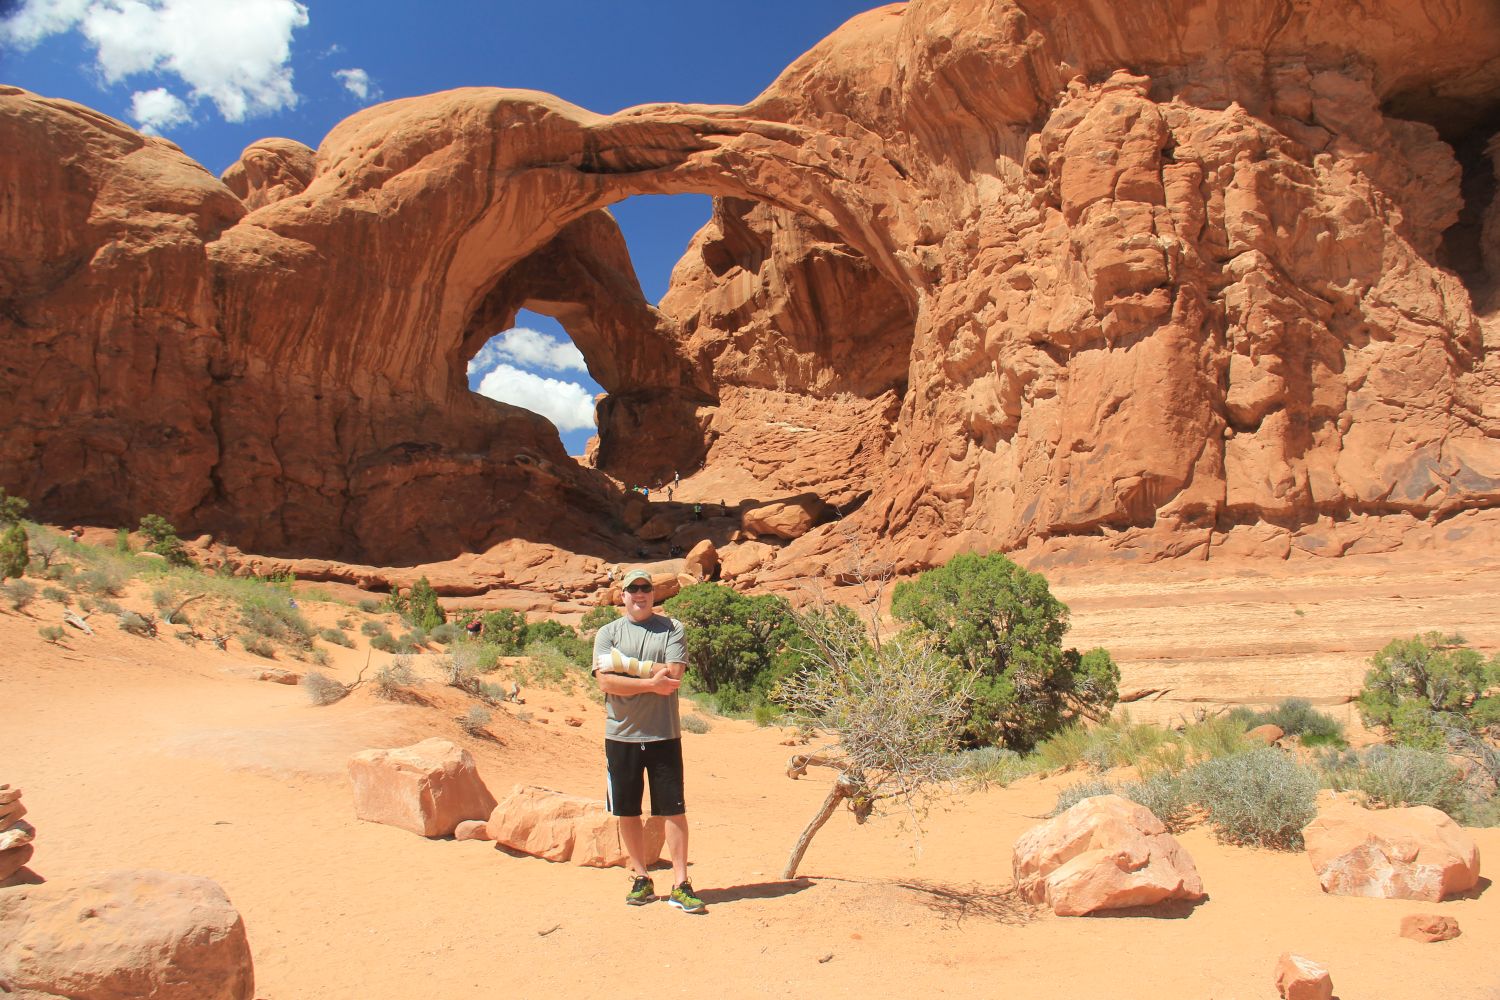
[0,0,885,454]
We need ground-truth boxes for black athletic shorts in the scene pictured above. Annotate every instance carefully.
[605,738,686,817]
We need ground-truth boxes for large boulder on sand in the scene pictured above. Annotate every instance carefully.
[348,738,498,838]
[741,495,829,541]
[487,784,665,868]
[1303,801,1480,901]
[684,539,719,581]
[1013,795,1205,916]
[0,870,254,1000]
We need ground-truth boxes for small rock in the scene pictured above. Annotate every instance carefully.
[1246,723,1284,745]
[1400,913,1461,942]
[0,843,35,882]
[0,798,27,832]
[564,716,584,727]
[1274,952,1332,1000]
[0,820,36,852]
[0,784,22,805]
[454,820,492,842]
[257,668,300,685]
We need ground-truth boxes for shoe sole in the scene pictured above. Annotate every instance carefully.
[626,896,655,906]
[667,899,706,914]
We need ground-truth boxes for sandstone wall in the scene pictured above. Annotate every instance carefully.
[1,0,1497,576]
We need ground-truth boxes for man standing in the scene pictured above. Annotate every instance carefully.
[592,569,706,914]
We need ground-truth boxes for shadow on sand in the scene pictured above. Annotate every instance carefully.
[697,879,816,906]
[895,879,1039,925]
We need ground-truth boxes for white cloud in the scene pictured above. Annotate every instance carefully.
[333,66,377,102]
[0,0,90,44]
[467,327,586,377]
[1,0,310,124]
[475,364,597,433]
[128,85,190,131]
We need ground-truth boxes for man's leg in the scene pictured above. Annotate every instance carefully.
[662,813,689,887]
[618,815,651,877]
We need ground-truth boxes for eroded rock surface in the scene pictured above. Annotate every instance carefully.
[486,784,665,868]
[1304,802,1481,901]
[2,0,1499,584]
[348,738,498,838]
[0,870,254,1000]
[1012,794,1205,915]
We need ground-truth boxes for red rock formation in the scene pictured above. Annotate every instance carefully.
[1,0,1498,586]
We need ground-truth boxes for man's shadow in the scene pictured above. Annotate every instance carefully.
[695,879,815,906]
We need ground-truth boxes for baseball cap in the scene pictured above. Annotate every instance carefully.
[620,569,653,589]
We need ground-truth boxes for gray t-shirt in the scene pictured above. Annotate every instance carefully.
[592,613,687,742]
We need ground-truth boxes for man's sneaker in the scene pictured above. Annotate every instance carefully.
[626,875,655,906]
[667,881,707,914]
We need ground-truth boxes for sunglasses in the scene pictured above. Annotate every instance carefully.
[624,583,653,593]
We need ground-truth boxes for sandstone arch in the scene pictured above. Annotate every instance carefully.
[2,0,1499,581]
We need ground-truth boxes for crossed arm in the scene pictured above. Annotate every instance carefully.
[593,651,684,696]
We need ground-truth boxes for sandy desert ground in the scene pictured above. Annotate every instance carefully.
[4,541,1499,1000]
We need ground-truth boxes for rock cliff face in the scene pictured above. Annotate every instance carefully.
[2,0,1499,582]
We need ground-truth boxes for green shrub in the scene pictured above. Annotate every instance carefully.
[460,705,492,736]
[335,616,353,629]
[580,604,620,633]
[1238,698,1346,746]
[479,609,530,652]
[1183,748,1318,849]
[308,647,330,667]
[0,488,28,527]
[663,582,803,707]
[239,594,313,649]
[242,634,276,658]
[81,595,122,615]
[751,702,781,727]
[358,598,382,613]
[1357,633,1500,748]
[2,579,37,611]
[0,523,29,579]
[318,627,354,648]
[951,746,1034,787]
[385,576,444,630]
[1032,723,1097,773]
[396,629,427,650]
[681,714,711,734]
[78,568,124,596]
[138,514,190,566]
[429,623,457,644]
[370,633,399,653]
[38,624,66,643]
[375,657,417,699]
[41,585,69,603]
[1052,778,1117,815]
[302,671,350,705]
[360,620,386,637]
[449,640,501,676]
[115,527,131,553]
[517,641,583,691]
[1120,769,1193,831]
[1180,715,1250,762]
[1341,745,1466,815]
[890,552,1118,751]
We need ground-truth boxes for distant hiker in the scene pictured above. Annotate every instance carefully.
[643,486,650,501]
[673,471,680,488]
[666,484,674,501]
[693,503,702,521]
[465,618,483,639]
[592,568,706,914]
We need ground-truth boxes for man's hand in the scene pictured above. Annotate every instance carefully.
[646,666,681,696]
